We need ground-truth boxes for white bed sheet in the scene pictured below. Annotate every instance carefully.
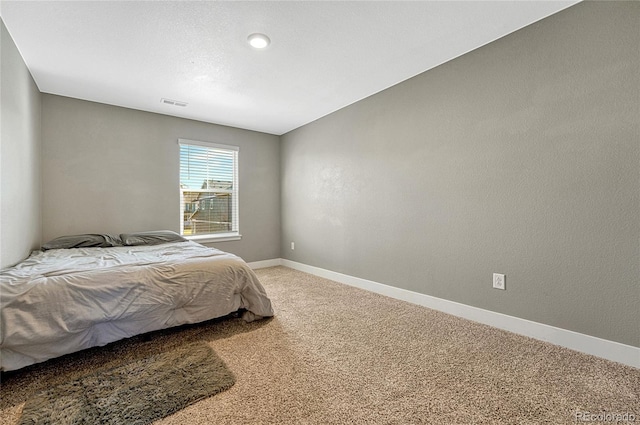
[0,241,273,371]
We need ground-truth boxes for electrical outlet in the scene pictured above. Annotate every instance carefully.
[291,242,295,250]
[493,273,506,290]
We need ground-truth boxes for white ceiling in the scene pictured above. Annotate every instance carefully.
[1,1,579,135]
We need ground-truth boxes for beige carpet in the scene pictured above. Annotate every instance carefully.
[1,266,638,424]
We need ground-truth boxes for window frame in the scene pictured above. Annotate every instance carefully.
[178,138,241,243]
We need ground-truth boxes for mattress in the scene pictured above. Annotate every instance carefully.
[0,241,273,371]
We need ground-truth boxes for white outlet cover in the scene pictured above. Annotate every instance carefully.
[493,273,506,290]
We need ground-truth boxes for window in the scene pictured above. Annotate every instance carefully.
[179,139,240,242]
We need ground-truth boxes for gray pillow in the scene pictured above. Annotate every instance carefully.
[119,230,187,246]
[41,234,123,251]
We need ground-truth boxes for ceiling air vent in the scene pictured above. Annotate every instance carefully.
[161,98,188,107]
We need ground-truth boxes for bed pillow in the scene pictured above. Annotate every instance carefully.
[41,234,123,251]
[120,230,187,246]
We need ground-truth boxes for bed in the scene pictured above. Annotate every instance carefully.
[0,231,274,372]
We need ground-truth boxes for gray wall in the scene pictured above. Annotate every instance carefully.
[41,95,280,263]
[0,20,42,268]
[281,2,639,347]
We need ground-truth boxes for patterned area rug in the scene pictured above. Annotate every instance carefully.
[19,342,234,425]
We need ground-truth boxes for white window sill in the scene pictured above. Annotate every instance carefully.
[185,233,242,243]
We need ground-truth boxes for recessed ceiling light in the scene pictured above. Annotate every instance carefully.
[247,33,270,49]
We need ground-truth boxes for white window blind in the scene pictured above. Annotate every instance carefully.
[178,139,239,239]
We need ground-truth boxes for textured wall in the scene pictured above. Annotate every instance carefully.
[281,2,639,346]
[41,95,280,263]
[0,20,42,268]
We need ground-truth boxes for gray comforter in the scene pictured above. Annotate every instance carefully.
[0,241,273,371]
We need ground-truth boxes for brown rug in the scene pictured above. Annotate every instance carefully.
[18,342,234,425]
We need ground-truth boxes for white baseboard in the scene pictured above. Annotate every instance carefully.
[247,258,283,270]
[277,259,639,369]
